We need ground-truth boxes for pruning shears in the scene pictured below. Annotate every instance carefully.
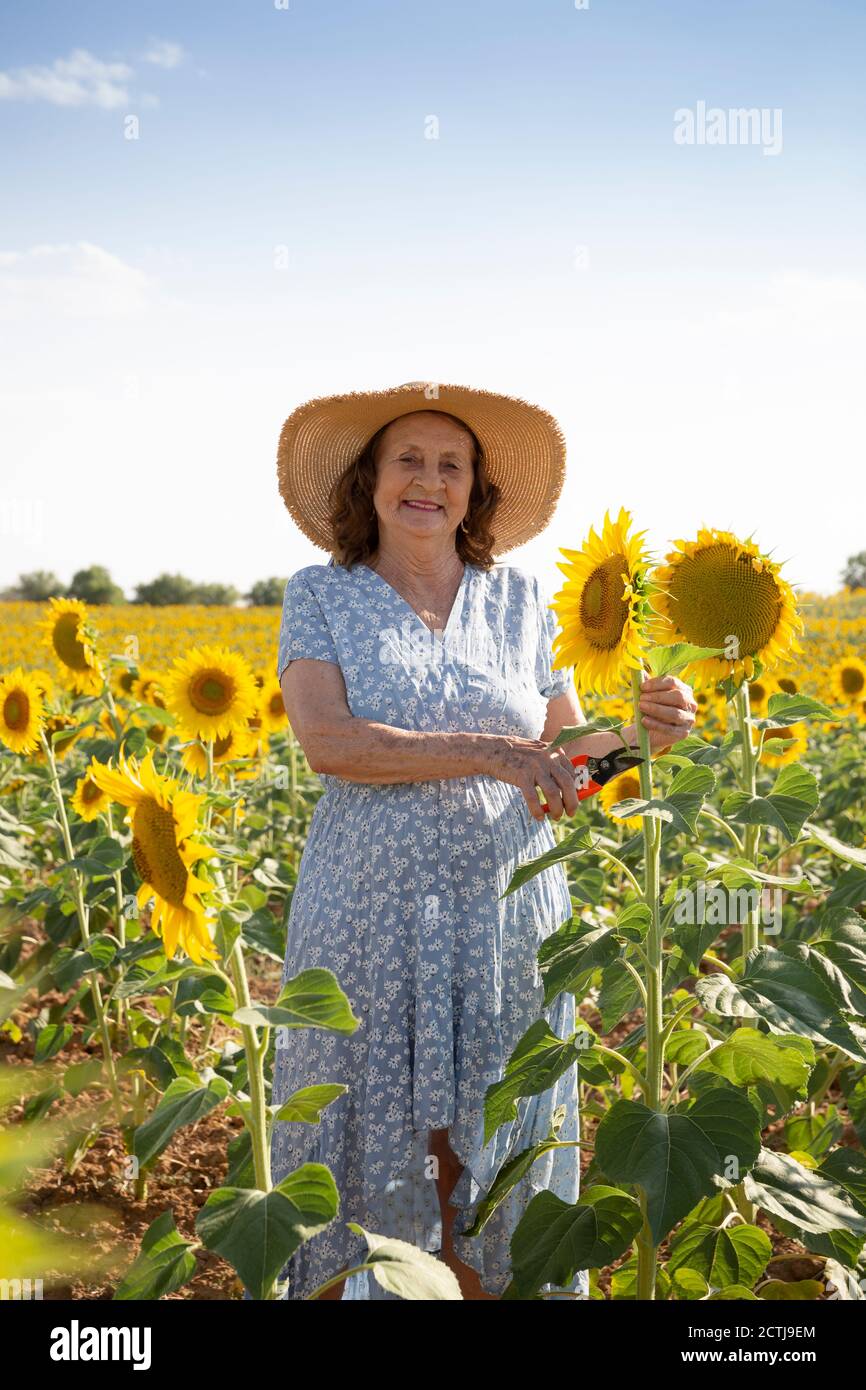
[539,748,645,814]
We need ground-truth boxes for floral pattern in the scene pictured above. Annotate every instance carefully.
[270,558,589,1300]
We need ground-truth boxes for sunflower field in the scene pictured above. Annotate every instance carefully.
[1,522,866,1303]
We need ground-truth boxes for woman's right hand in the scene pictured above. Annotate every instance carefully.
[481,736,581,822]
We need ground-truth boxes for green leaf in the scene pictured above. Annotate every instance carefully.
[803,823,866,868]
[595,1090,761,1244]
[344,1224,462,1300]
[113,1211,197,1300]
[549,717,624,749]
[722,765,820,843]
[743,1149,866,1237]
[759,1279,824,1300]
[695,944,866,1064]
[693,1029,814,1091]
[537,920,622,1007]
[645,644,725,678]
[34,1022,74,1062]
[507,1186,643,1298]
[234,968,360,1033]
[133,1075,230,1167]
[462,1107,571,1237]
[753,693,840,727]
[502,825,598,897]
[483,1019,585,1144]
[668,1222,771,1288]
[274,1083,348,1124]
[611,764,716,837]
[62,835,126,876]
[196,1164,339,1300]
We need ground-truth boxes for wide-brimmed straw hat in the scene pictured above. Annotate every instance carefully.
[276,381,566,556]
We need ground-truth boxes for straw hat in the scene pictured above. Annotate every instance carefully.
[276,381,566,556]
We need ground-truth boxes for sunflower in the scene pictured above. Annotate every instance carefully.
[71,759,112,821]
[32,713,81,761]
[0,668,45,755]
[775,675,799,696]
[653,528,803,688]
[259,678,289,735]
[164,645,259,742]
[88,748,219,963]
[180,726,258,781]
[744,676,777,719]
[133,669,169,710]
[550,509,653,694]
[830,656,866,707]
[600,769,645,829]
[761,722,808,769]
[36,597,105,696]
[112,666,139,701]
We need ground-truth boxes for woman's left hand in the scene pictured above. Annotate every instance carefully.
[624,675,698,752]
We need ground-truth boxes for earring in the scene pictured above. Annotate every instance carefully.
[459,518,469,533]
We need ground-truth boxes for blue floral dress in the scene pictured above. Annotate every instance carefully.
[270,558,589,1301]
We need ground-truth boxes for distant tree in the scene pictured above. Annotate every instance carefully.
[11,570,65,601]
[247,577,289,606]
[842,551,866,591]
[193,583,241,607]
[133,573,198,606]
[67,565,126,605]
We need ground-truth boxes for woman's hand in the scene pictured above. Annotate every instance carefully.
[624,675,698,752]
[482,736,583,823]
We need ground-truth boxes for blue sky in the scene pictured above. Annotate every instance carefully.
[1,0,864,599]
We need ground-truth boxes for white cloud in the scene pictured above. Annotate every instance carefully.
[142,40,184,70]
[0,48,132,109]
[0,242,156,318]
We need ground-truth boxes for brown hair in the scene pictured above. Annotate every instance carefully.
[326,411,500,570]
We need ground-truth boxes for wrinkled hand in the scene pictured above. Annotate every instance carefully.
[624,675,698,752]
[484,736,583,822]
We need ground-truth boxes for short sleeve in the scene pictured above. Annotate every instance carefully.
[534,575,573,700]
[276,569,340,680]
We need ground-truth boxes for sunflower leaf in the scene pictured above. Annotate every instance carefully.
[502,824,598,896]
[752,693,840,728]
[549,718,625,750]
[722,765,820,842]
[610,764,716,836]
[644,644,725,678]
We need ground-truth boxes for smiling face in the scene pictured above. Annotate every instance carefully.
[370,411,476,551]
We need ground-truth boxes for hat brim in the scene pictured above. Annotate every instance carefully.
[276,381,566,557]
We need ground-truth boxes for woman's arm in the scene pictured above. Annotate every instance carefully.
[281,659,583,820]
[540,677,698,757]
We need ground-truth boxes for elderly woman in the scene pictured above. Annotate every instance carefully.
[272,382,696,1301]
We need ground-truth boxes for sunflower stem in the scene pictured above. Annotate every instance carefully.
[39,730,124,1123]
[210,866,275,1296]
[630,667,663,1300]
[731,682,760,1224]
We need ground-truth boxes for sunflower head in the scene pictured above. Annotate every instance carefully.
[89,748,220,963]
[164,645,259,742]
[600,769,645,829]
[653,528,804,688]
[761,722,808,769]
[550,508,654,694]
[71,759,112,821]
[0,667,45,755]
[830,656,866,706]
[36,597,105,696]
